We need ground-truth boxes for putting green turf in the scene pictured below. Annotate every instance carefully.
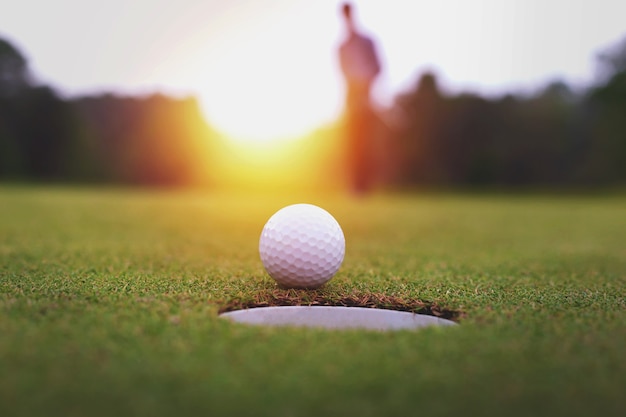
[1,186,625,417]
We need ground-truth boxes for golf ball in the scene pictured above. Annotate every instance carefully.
[259,204,345,289]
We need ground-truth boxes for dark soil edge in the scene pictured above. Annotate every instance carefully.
[218,290,464,321]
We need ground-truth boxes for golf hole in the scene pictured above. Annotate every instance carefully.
[218,291,461,331]
[219,306,457,330]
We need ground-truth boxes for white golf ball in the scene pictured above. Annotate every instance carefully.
[259,204,345,289]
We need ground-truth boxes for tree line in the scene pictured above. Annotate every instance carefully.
[385,67,625,187]
[1,36,625,188]
[0,37,216,185]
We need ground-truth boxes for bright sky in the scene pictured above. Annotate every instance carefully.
[1,0,625,141]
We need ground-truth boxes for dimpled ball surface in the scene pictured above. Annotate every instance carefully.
[259,204,345,289]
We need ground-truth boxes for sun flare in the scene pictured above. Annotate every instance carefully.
[195,51,342,143]
[198,82,335,144]
[185,3,344,144]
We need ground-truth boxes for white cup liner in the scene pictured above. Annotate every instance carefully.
[219,306,457,330]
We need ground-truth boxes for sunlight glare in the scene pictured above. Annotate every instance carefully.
[192,3,343,143]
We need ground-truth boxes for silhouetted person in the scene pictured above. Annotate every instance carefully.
[338,2,381,193]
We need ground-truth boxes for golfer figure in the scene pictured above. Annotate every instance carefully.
[338,2,381,193]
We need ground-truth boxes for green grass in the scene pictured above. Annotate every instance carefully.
[1,186,625,417]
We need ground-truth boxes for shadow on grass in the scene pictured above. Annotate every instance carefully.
[218,289,464,321]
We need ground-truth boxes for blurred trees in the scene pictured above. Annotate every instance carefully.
[74,94,214,185]
[386,36,626,188]
[0,37,214,185]
[0,40,93,181]
[585,37,626,183]
[1,35,625,188]
[0,38,31,97]
[391,76,574,187]
[3,86,99,181]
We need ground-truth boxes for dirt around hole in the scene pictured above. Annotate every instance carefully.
[218,290,463,321]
